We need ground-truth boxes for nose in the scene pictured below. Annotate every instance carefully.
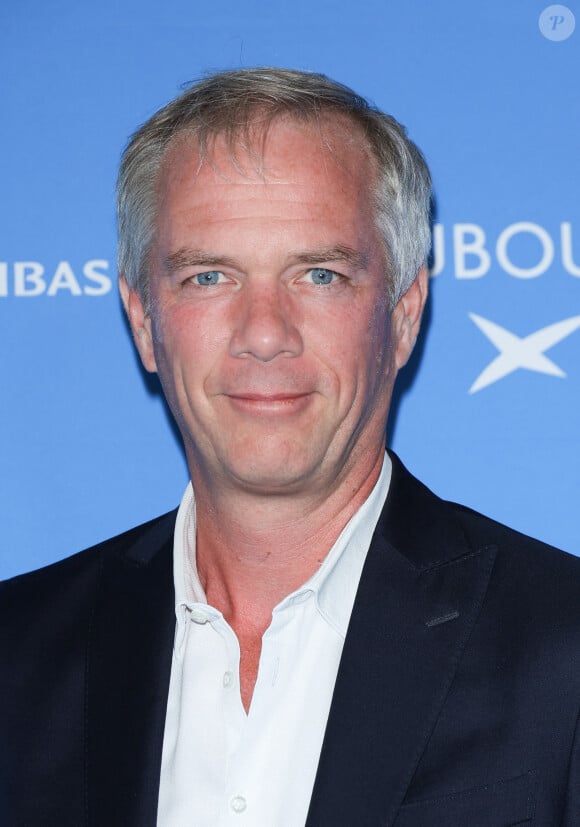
[229,282,303,362]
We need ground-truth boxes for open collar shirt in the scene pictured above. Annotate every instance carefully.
[157,454,392,827]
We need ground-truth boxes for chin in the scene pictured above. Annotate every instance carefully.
[225,447,321,494]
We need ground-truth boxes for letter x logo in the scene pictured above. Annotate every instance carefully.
[469,313,580,393]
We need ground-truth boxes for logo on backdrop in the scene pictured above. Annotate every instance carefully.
[430,222,579,280]
[429,223,579,392]
[468,315,580,393]
[539,5,576,41]
[0,260,112,297]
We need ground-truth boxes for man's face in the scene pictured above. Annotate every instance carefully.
[123,118,424,498]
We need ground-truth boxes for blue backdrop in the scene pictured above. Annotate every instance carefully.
[1,0,578,579]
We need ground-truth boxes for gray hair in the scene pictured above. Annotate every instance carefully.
[117,67,432,310]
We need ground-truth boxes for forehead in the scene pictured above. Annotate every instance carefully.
[156,114,377,204]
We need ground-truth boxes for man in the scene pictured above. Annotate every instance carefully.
[1,68,579,826]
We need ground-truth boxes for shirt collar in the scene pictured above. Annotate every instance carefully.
[308,454,391,636]
[172,454,392,638]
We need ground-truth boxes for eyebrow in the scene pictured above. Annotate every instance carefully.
[164,248,239,273]
[164,244,369,274]
[292,245,369,270]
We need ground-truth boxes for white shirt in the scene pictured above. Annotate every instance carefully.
[157,455,392,827]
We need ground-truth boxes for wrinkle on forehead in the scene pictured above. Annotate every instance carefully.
[158,113,376,188]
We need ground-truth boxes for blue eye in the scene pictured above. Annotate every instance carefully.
[308,268,336,285]
[194,271,223,286]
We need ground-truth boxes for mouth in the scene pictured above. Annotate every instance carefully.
[224,392,313,415]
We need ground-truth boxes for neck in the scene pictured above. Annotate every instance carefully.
[190,447,386,630]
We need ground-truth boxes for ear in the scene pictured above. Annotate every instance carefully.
[391,265,428,370]
[118,276,158,373]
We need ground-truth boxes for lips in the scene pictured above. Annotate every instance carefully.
[228,392,309,402]
[224,391,313,414]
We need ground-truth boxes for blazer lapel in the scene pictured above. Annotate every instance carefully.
[86,512,177,827]
[306,455,498,827]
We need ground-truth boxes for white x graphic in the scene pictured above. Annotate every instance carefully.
[469,313,580,393]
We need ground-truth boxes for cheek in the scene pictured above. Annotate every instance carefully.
[307,302,390,401]
[150,304,232,401]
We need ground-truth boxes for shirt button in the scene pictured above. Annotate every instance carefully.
[190,608,209,624]
[223,670,234,688]
[230,795,247,813]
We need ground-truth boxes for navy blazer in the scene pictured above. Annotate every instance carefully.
[2,453,580,826]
